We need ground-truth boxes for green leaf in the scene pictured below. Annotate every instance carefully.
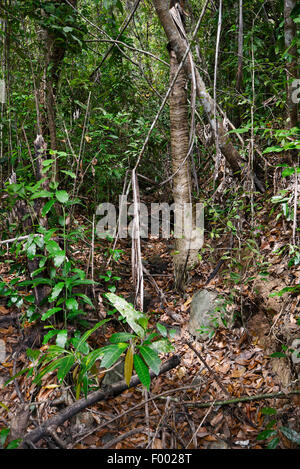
[257,429,277,441]
[6,438,22,449]
[55,190,69,203]
[46,240,62,255]
[75,319,110,352]
[282,167,295,177]
[57,355,75,383]
[4,367,30,386]
[42,199,55,216]
[139,345,161,375]
[41,307,62,321]
[109,332,136,343]
[30,190,52,200]
[261,407,277,415]
[34,357,66,384]
[270,352,286,358]
[43,329,60,344]
[0,428,10,446]
[49,282,65,301]
[75,293,95,308]
[156,323,167,337]
[149,339,175,354]
[53,253,65,268]
[105,293,145,337]
[26,242,36,260]
[85,348,106,370]
[133,354,150,390]
[100,343,128,369]
[65,297,79,311]
[60,170,76,179]
[56,330,68,348]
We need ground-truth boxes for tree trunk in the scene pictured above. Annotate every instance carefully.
[284,0,298,129]
[153,0,242,178]
[38,0,77,177]
[169,49,196,291]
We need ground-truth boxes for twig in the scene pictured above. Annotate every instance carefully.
[0,234,43,245]
[101,427,149,449]
[179,390,300,408]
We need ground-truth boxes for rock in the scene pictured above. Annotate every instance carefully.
[188,289,232,340]
[101,359,124,387]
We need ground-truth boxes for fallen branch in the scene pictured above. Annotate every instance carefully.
[20,354,180,448]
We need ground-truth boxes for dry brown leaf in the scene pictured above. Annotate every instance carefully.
[231,366,246,378]
[152,438,163,449]
[210,411,223,427]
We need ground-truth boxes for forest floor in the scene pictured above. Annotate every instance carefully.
[0,192,300,449]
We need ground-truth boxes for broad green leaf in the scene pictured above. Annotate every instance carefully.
[133,354,150,390]
[46,240,62,255]
[65,297,79,311]
[149,339,175,354]
[106,293,145,337]
[124,344,134,386]
[139,345,161,375]
[270,352,286,358]
[26,242,36,260]
[49,282,65,301]
[100,343,128,369]
[55,190,69,203]
[41,307,62,321]
[34,235,45,248]
[109,332,136,343]
[30,190,52,200]
[54,253,66,268]
[56,330,68,348]
[42,199,55,216]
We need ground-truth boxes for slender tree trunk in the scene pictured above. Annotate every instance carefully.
[284,0,298,129]
[236,0,243,93]
[39,0,77,177]
[169,49,195,290]
[235,0,243,127]
[153,0,242,178]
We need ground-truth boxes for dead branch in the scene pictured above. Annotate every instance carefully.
[20,354,180,448]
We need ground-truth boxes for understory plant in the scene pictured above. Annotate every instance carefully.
[5,293,175,398]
